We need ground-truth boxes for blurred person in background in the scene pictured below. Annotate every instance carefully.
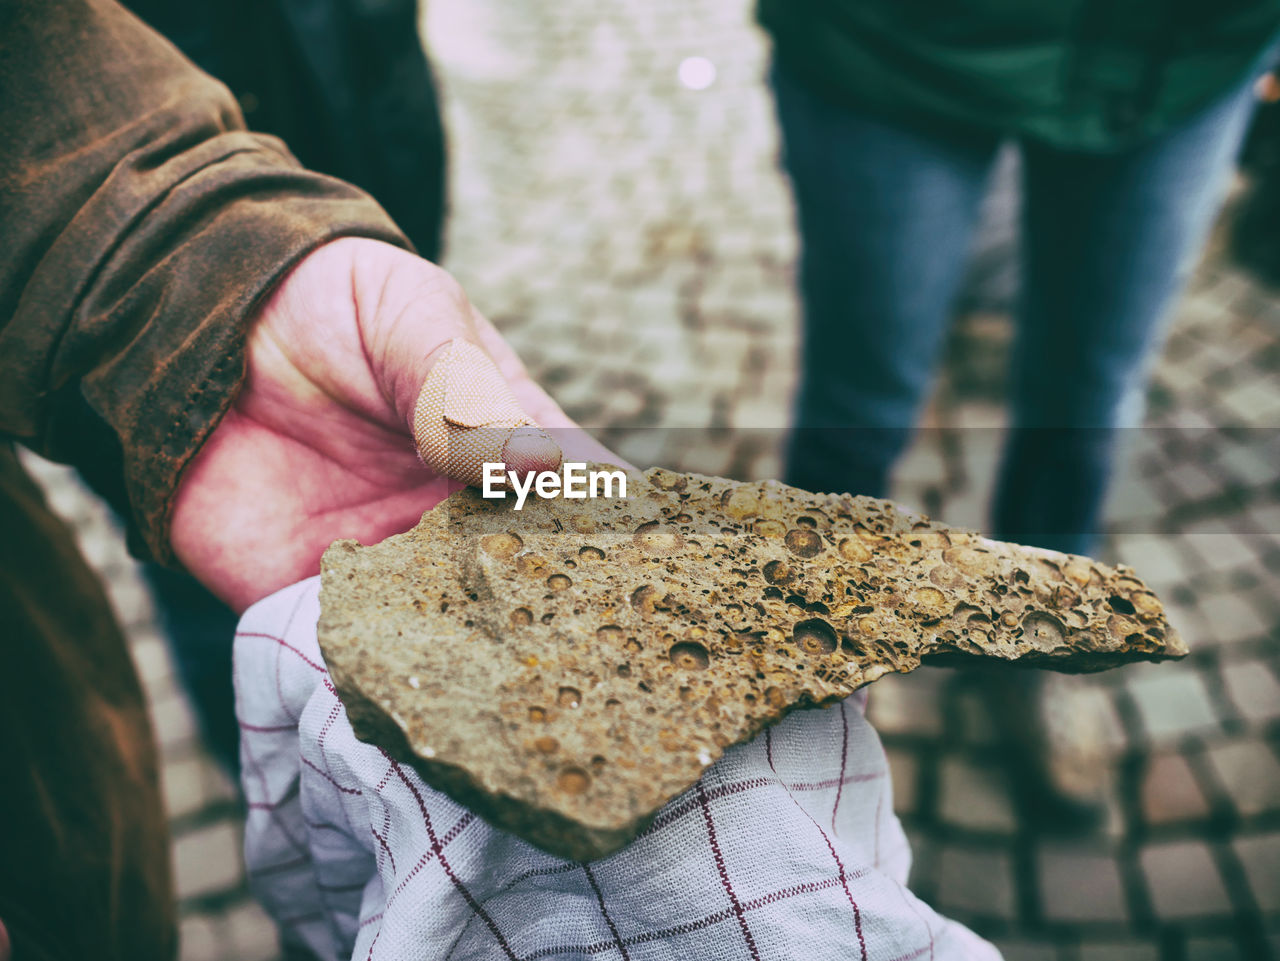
[124,0,447,258]
[760,0,1280,825]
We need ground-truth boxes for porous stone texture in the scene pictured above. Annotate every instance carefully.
[319,467,1186,860]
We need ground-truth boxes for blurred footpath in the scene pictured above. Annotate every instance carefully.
[21,0,1279,957]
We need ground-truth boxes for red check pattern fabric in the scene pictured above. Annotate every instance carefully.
[236,579,1000,961]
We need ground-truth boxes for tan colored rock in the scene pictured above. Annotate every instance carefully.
[318,467,1185,860]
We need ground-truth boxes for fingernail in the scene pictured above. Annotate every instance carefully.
[501,426,562,476]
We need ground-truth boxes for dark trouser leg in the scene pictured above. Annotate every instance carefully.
[999,71,1263,557]
[986,74,1262,830]
[142,563,241,774]
[770,61,1000,499]
[124,0,449,259]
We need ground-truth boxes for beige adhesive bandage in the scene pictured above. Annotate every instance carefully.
[412,339,558,485]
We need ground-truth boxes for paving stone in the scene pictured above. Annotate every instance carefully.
[902,826,936,892]
[1161,463,1223,502]
[1190,326,1260,370]
[162,754,211,821]
[731,394,794,431]
[1160,599,1216,652]
[1127,668,1220,741]
[743,446,783,484]
[1207,741,1280,818]
[1216,437,1280,487]
[865,673,946,739]
[131,629,176,687]
[936,757,1018,835]
[1247,503,1280,536]
[173,821,245,901]
[893,437,949,490]
[1102,787,1130,841]
[989,939,1059,961]
[1141,752,1211,824]
[1221,659,1280,724]
[1195,590,1272,646]
[672,441,734,477]
[1092,686,1132,754]
[953,689,999,748]
[933,844,1016,919]
[1036,844,1129,922]
[104,569,156,631]
[20,456,98,528]
[204,758,241,807]
[935,480,989,539]
[1107,473,1170,534]
[1139,840,1233,919]
[1077,943,1158,961]
[936,428,1004,532]
[76,515,128,572]
[151,690,199,752]
[1185,935,1244,961]
[1231,833,1280,911]
[1182,530,1267,572]
[885,747,919,816]
[178,915,222,961]
[947,400,1008,431]
[223,901,281,961]
[1161,406,1221,432]
[1115,534,1196,591]
[1043,676,1130,755]
[1219,377,1280,425]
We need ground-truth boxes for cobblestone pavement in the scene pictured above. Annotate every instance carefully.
[23,1,1280,958]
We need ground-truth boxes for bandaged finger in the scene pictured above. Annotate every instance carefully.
[412,339,560,486]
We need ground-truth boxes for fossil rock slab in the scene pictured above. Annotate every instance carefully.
[318,467,1185,861]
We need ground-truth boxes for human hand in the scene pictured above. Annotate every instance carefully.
[170,238,615,612]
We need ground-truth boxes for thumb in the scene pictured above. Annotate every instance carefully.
[412,338,562,487]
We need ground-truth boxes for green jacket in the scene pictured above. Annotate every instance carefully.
[759,0,1280,151]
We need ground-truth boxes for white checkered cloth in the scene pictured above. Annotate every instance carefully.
[236,578,1001,961]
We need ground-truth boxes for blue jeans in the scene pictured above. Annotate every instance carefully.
[775,60,1265,556]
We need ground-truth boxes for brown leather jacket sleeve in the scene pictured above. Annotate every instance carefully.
[0,0,410,563]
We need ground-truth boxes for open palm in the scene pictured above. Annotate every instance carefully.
[170,239,613,612]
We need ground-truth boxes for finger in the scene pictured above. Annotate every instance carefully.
[350,242,623,477]
[468,307,632,467]
[412,338,564,486]
[348,245,566,483]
